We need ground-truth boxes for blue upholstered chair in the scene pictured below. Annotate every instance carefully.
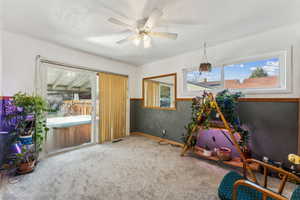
[290,186,300,200]
[218,159,300,200]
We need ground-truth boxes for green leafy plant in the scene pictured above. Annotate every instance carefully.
[183,90,250,150]
[215,90,249,147]
[16,146,36,164]
[8,92,49,152]
[250,67,268,78]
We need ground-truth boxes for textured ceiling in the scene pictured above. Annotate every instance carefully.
[3,0,300,66]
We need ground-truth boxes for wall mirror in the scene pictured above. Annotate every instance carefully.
[143,73,177,110]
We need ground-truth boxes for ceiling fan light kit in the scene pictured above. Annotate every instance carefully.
[107,9,178,48]
[143,35,152,48]
[133,37,141,46]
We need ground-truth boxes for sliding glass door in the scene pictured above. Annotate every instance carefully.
[37,62,97,155]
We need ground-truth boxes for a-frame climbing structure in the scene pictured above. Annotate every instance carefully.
[181,92,257,182]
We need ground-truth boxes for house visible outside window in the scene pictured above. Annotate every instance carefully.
[185,67,222,91]
[223,58,280,90]
[183,50,290,95]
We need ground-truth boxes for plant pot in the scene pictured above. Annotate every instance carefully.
[216,147,232,161]
[17,160,36,175]
[19,134,33,145]
[199,63,212,72]
[203,149,213,157]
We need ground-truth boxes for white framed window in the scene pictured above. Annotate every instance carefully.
[183,50,291,95]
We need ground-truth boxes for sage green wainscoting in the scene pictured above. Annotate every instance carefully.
[130,99,298,167]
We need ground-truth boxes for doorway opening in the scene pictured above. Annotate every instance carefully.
[40,62,98,155]
[36,57,129,156]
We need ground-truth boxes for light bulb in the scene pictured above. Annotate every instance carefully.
[133,37,141,46]
[143,34,151,48]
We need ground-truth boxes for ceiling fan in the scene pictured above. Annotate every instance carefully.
[107,9,178,48]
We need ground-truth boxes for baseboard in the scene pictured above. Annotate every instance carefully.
[130,98,300,102]
[130,132,184,147]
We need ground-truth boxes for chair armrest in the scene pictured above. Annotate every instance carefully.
[233,179,288,200]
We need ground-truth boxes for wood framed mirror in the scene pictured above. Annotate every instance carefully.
[142,73,177,110]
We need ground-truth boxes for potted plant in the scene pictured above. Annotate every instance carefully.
[203,145,213,157]
[5,92,49,174]
[12,93,49,151]
[18,119,35,145]
[16,145,36,174]
[215,90,250,149]
[183,90,251,160]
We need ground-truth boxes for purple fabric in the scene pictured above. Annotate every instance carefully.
[0,97,25,165]
[196,129,241,158]
[0,97,15,165]
[0,97,25,132]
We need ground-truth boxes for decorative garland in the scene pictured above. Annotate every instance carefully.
[184,90,250,151]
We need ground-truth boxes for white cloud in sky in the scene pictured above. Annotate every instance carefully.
[266,61,279,66]
[250,61,279,76]
[262,66,279,76]
[263,60,279,76]
[225,64,236,68]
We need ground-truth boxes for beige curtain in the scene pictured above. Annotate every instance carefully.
[98,72,128,143]
[144,80,160,107]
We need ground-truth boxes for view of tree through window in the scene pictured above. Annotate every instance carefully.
[224,58,280,89]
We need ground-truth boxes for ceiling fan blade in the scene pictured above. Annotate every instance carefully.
[148,32,178,40]
[144,9,163,30]
[158,20,209,28]
[116,34,139,45]
[108,17,135,30]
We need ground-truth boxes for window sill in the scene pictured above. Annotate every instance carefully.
[183,87,292,97]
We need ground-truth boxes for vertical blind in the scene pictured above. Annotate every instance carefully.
[144,80,160,107]
[98,72,128,143]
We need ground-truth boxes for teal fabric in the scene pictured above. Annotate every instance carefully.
[236,185,275,200]
[218,171,276,200]
[218,171,244,200]
[291,186,300,200]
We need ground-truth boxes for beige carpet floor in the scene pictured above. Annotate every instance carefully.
[0,135,297,200]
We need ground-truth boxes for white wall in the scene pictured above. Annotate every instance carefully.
[3,23,300,99]
[0,30,3,96]
[137,23,300,98]
[0,0,3,96]
[2,31,139,97]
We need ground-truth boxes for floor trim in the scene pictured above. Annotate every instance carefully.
[44,142,97,158]
[130,132,184,147]
[130,98,300,102]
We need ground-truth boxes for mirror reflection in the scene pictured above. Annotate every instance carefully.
[143,74,176,109]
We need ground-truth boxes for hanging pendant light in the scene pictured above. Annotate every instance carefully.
[199,42,212,72]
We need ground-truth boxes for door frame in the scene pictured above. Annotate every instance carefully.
[35,55,129,155]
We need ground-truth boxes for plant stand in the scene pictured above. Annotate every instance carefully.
[181,92,258,181]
